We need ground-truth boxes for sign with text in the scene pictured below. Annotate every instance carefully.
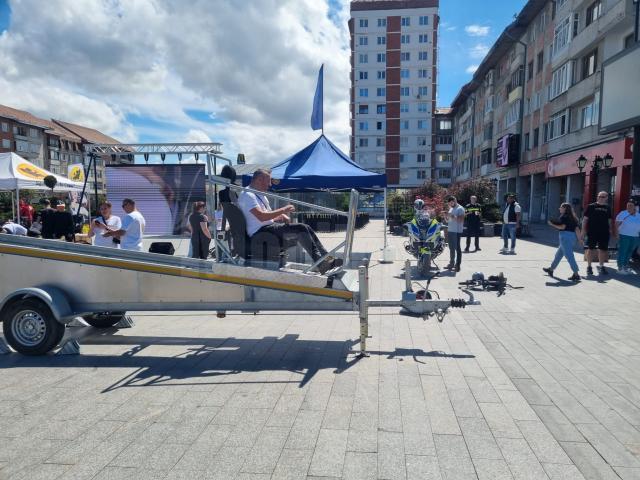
[496,134,519,167]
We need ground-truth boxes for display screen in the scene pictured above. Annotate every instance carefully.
[496,135,510,167]
[105,164,206,235]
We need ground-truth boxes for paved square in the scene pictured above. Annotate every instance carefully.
[1,220,639,479]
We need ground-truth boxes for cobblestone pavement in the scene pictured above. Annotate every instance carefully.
[1,220,639,479]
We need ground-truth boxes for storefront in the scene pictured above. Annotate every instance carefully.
[518,160,547,223]
[545,137,633,219]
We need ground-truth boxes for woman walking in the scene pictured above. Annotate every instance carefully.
[189,201,212,259]
[543,203,582,282]
[615,199,640,275]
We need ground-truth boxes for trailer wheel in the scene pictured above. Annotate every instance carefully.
[3,298,65,355]
[82,312,126,328]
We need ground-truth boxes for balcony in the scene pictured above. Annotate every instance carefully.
[508,86,523,104]
[480,163,496,176]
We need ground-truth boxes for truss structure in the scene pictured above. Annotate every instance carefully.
[86,142,223,156]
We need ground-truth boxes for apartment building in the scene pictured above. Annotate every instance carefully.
[451,0,637,220]
[434,107,453,185]
[349,0,439,188]
[0,105,49,167]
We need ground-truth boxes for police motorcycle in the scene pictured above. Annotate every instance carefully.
[404,198,446,276]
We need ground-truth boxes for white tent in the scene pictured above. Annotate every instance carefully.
[0,152,85,220]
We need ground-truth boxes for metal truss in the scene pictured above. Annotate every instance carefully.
[86,143,223,155]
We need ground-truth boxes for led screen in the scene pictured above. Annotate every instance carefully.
[105,164,206,235]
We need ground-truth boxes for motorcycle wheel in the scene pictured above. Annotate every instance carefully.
[418,255,431,276]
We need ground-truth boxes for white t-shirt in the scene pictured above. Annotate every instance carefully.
[238,190,273,236]
[503,202,522,224]
[120,211,146,251]
[2,222,27,235]
[616,211,640,237]
[93,215,122,248]
[447,205,465,233]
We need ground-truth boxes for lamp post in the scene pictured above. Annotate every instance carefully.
[576,153,613,202]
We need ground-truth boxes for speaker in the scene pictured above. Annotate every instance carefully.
[149,242,175,255]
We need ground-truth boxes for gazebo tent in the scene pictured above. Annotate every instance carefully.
[242,135,386,192]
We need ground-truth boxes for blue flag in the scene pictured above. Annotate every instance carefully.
[311,64,323,131]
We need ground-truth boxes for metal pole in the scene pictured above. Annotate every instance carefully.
[635,0,640,43]
[404,258,412,292]
[630,126,640,203]
[358,264,369,356]
[77,154,92,217]
[92,153,99,216]
[15,187,19,221]
[383,187,388,249]
[516,42,527,198]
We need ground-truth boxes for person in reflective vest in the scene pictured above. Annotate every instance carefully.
[464,195,482,252]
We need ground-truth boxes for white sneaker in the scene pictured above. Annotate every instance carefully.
[500,248,508,254]
[510,248,516,254]
[618,268,629,275]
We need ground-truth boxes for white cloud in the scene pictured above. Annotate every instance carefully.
[465,25,490,37]
[469,43,490,60]
[0,0,352,164]
[440,21,457,32]
[465,65,479,74]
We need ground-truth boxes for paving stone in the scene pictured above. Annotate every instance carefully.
[433,434,476,479]
[516,420,572,465]
[560,442,621,480]
[542,463,587,480]
[473,458,514,480]
[575,423,640,468]
[241,426,290,474]
[478,403,522,439]
[405,455,441,480]
[342,451,377,480]
[377,431,406,480]
[272,448,313,480]
[496,437,550,480]
[308,429,348,478]
[285,410,324,450]
[347,429,378,453]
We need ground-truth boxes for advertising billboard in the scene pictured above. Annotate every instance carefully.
[496,134,520,167]
[599,43,640,135]
[105,164,206,235]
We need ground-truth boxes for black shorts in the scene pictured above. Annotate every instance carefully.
[586,230,609,250]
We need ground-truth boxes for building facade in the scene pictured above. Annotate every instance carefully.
[349,0,439,188]
[0,105,49,167]
[450,0,637,221]
[434,107,453,185]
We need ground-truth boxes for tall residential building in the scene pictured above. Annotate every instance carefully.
[450,0,637,220]
[349,0,439,188]
[434,107,453,185]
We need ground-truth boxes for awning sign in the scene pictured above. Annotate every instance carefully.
[68,163,85,183]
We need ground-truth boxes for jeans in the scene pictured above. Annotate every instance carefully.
[617,234,640,269]
[501,223,517,249]
[465,224,481,250]
[448,231,462,267]
[550,231,579,273]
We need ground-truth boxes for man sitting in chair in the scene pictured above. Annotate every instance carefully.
[238,168,342,274]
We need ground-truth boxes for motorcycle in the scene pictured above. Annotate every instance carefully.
[404,209,446,276]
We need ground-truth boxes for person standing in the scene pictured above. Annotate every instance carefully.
[614,199,640,274]
[583,191,613,275]
[543,203,582,282]
[88,201,122,248]
[104,198,146,252]
[19,199,34,227]
[189,201,212,259]
[39,199,56,239]
[52,200,75,242]
[464,195,482,252]
[500,194,521,254]
[446,196,465,272]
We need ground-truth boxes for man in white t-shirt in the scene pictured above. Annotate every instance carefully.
[238,169,340,273]
[1,219,27,236]
[104,198,146,251]
[88,201,122,248]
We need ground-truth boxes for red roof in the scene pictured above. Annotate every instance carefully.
[0,104,51,129]
[52,119,121,145]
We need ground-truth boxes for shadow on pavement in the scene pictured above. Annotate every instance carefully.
[0,333,476,391]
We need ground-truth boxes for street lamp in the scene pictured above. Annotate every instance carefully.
[576,155,588,172]
[576,153,614,202]
[603,153,613,168]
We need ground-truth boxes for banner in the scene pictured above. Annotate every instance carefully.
[311,64,324,131]
[68,163,85,183]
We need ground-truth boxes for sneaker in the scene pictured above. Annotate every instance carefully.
[542,267,554,277]
[316,256,342,275]
[510,248,516,255]
[599,266,608,275]
[618,268,630,275]
[568,273,581,282]
[476,247,481,251]
[463,248,470,253]
[455,265,461,272]
[445,263,454,270]
[586,266,593,275]
[500,248,508,254]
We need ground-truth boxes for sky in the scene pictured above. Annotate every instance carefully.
[0,0,526,165]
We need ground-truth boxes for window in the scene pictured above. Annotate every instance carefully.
[533,127,540,147]
[401,120,409,130]
[359,105,369,114]
[581,49,597,79]
[505,101,520,127]
[401,34,410,44]
[377,70,386,79]
[401,17,410,27]
[537,50,544,73]
[1,122,7,132]
[359,138,369,147]
[401,52,410,62]
[580,103,594,128]
[359,71,368,80]
[549,61,571,99]
[545,109,569,141]
[400,136,409,147]
[359,37,368,46]
[436,135,453,145]
[376,104,386,114]
[624,33,635,50]
[29,143,39,153]
[439,169,452,179]
[376,121,383,130]
[418,86,428,96]
[417,154,426,163]
[524,132,530,150]
[417,170,426,180]
[400,87,410,97]
[573,13,580,38]
[377,87,386,96]
[16,140,28,152]
[377,53,386,63]
[418,69,428,78]
[552,16,571,58]
[586,1,602,26]
[417,120,427,129]
[484,95,494,114]
[439,120,452,130]
[359,121,369,131]
[400,154,406,163]
[418,103,428,113]
[418,51,428,61]
[2,139,10,148]
[418,136,428,146]
[400,103,409,113]
[377,36,386,45]
[376,153,385,164]
[528,61,534,80]
[419,34,428,43]
[359,88,369,97]
[400,68,410,79]
[359,19,368,28]
[419,15,429,25]
[378,18,387,27]
[483,124,493,140]
[359,54,368,64]
[376,137,385,147]
[509,66,524,92]
[29,128,38,138]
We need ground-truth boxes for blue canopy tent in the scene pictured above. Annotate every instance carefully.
[242,135,386,192]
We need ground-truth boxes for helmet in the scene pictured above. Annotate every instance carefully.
[471,272,485,282]
[414,199,425,210]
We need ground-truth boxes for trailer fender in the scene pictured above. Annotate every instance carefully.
[0,287,74,324]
